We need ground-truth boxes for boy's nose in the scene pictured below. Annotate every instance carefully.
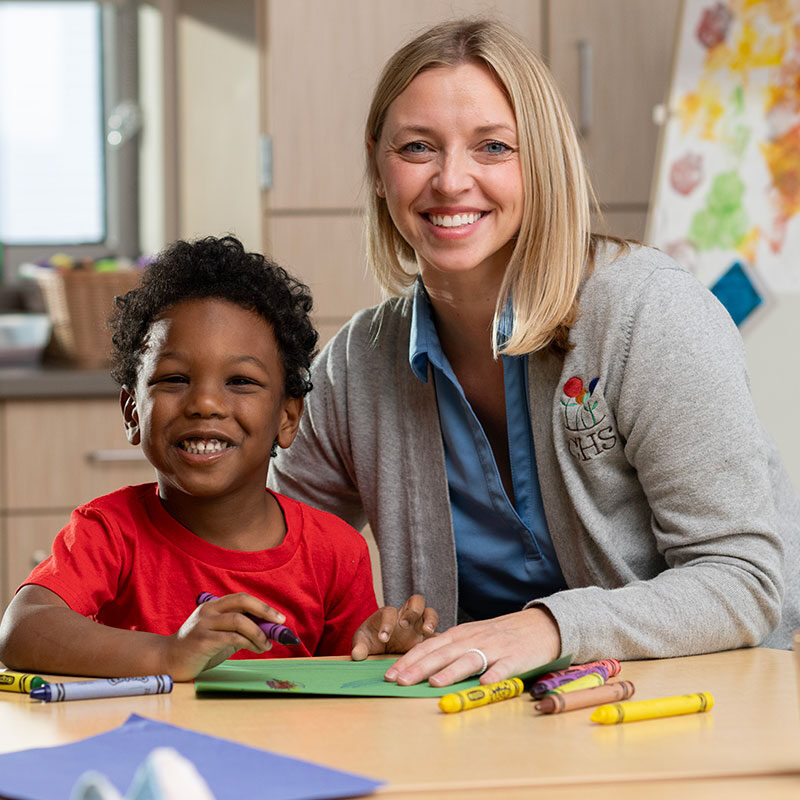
[184,383,226,417]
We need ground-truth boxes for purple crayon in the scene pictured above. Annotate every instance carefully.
[196,592,301,646]
[530,664,611,698]
[535,658,621,684]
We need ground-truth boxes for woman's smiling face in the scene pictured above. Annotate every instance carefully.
[374,61,524,285]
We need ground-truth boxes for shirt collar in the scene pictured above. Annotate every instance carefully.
[409,279,518,382]
[408,277,442,383]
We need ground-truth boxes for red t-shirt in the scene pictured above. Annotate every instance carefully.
[24,483,378,658]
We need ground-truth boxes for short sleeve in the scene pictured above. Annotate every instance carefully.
[22,505,128,617]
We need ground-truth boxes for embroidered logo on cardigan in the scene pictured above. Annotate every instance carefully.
[561,376,602,430]
[561,376,618,462]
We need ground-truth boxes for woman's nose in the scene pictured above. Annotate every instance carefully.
[431,150,474,197]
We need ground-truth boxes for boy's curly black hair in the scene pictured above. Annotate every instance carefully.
[109,235,318,397]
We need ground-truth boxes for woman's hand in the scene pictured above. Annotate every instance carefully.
[383,606,561,687]
[164,592,279,681]
[350,594,438,661]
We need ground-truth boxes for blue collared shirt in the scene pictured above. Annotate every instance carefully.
[409,279,566,619]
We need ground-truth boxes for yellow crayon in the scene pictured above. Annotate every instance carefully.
[591,692,714,724]
[439,677,524,713]
[0,670,48,694]
[548,672,605,695]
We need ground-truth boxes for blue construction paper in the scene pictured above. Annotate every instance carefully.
[710,261,763,326]
[0,714,382,800]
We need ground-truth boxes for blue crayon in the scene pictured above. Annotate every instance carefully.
[196,592,301,646]
[30,675,173,702]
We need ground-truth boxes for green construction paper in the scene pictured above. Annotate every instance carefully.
[194,654,572,698]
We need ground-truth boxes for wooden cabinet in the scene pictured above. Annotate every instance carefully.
[259,0,681,324]
[261,0,543,212]
[266,214,381,344]
[259,0,543,343]
[548,0,680,207]
[4,515,73,609]
[548,0,681,240]
[0,397,155,608]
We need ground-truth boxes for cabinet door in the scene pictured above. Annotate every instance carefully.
[4,513,71,608]
[262,0,543,211]
[2,398,155,511]
[548,0,681,207]
[264,214,381,347]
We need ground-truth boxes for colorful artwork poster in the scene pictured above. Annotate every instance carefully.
[648,0,800,296]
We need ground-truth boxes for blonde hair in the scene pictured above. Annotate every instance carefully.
[365,19,599,355]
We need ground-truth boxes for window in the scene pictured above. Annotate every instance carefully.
[0,0,139,279]
[0,1,105,244]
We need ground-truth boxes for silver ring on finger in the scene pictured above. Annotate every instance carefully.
[466,647,488,676]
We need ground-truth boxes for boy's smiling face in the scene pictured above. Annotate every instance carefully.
[121,297,302,508]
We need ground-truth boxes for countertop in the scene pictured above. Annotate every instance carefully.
[0,364,119,399]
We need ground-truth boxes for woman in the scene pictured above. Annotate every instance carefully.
[269,19,800,686]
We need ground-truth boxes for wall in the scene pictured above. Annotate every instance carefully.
[176,0,260,249]
[138,3,165,256]
[743,299,800,486]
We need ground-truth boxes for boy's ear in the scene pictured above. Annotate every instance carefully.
[276,396,304,451]
[120,388,141,446]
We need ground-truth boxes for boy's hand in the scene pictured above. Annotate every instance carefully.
[350,594,438,661]
[163,592,283,681]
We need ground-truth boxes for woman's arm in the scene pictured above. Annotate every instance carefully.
[539,262,787,661]
[384,606,560,686]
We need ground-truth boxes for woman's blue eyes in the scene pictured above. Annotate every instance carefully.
[401,140,512,155]
[485,141,511,154]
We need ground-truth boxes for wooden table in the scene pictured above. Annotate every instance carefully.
[1,648,800,798]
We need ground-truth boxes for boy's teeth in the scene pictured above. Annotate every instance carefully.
[428,212,483,228]
[181,438,228,454]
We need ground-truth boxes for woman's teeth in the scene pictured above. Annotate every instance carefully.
[427,212,483,228]
[180,439,229,454]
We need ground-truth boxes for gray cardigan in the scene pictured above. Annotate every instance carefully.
[270,244,800,662]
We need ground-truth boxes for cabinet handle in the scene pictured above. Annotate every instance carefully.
[578,39,593,136]
[86,449,149,463]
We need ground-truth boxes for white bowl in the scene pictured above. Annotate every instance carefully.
[0,313,52,366]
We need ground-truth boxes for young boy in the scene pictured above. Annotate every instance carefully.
[0,236,437,681]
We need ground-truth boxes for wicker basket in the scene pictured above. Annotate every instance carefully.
[32,268,142,369]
